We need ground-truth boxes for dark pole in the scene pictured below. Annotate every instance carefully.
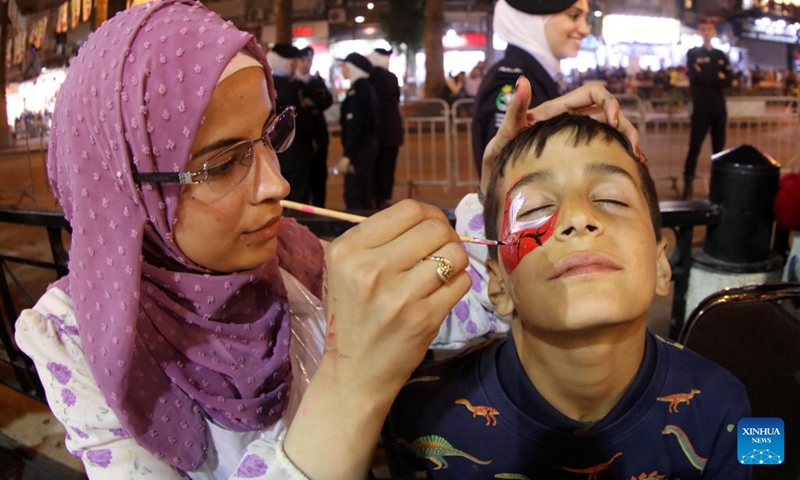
[0,0,10,148]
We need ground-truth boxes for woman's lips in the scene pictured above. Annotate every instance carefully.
[548,252,622,280]
[246,215,282,240]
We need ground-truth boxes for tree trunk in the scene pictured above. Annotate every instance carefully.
[274,0,293,44]
[423,0,444,99]
[0,1,10,148]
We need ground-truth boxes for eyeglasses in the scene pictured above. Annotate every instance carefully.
[133,106,296,196]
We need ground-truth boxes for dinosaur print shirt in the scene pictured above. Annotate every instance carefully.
[388,330,752,479]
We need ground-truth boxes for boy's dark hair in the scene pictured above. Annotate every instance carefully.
[484,113,662,260]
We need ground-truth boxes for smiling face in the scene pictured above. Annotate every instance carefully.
[545,0,591,60]
[173,67,290,273]
[487,131,670,333]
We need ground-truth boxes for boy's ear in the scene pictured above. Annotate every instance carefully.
[487,258,515,317]
[654,238,672,297]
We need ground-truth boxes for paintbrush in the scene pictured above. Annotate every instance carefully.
[280,200,507,246]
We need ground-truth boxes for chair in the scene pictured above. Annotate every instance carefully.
[679,283,800,480]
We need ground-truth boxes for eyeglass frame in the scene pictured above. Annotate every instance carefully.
[133,105,296,190]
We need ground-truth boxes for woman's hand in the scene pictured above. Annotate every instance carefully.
[321,199,471,399]
[479,76,643,200]
[284,200,471,479]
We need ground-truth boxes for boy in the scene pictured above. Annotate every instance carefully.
[388,114,751,478]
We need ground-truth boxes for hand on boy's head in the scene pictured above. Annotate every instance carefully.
[480,78,643,201]
[322,199,471,400]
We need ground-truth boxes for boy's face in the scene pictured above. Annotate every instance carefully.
[487,132,671,333]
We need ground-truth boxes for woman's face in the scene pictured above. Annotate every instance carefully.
[173,67,290,273]
[545,0,591,60]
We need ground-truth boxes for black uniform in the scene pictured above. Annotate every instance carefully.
[340,77,380,210]
[471,45,559,176]
[274,73,314,203]
[368,66,404,208]
[683,45,732,194]
[299,74,333,207]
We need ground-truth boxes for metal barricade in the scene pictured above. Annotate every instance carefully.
[398,99,451,195]
[0,125,42,203]
[451,97,478,188]
[640,97,689,195]
[639,96,800,197]
[724,96,799,172]
[0,206,70,401]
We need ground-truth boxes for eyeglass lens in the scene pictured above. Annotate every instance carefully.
[267,108,295,153]
[203,108,296,195]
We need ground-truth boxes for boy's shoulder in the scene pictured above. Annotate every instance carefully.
[652,332,748,399]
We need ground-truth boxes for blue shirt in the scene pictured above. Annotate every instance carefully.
[388,330,752,479]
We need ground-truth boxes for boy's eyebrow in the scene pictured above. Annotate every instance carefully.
[507,169,556,199]
[585,162,638,185]
[506,161,637,198]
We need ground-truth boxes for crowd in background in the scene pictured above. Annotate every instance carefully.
[563,64,800,99]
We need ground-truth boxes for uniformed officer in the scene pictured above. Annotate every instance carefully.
[682,18,733,199]
[368,47,404,209]
[296,46,334,207]
[269,43,315,203]
[471,0,590,176]
[337,53,380,210]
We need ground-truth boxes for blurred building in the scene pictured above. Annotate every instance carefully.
[5,0,800,125]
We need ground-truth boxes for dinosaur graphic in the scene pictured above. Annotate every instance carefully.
[656,389,701,413]
[662,425,707,471]
[407,435,492,470]
[559,452,622,479]
[455,398,500,426]
[630,473,667,480]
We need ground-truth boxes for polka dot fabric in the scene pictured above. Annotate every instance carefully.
[47,0,323,471]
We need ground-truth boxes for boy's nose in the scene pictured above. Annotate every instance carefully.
[555,195,602,239]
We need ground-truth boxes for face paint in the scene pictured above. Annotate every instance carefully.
[499,185,559,274]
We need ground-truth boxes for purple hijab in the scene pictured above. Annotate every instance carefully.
[47,0,323,470]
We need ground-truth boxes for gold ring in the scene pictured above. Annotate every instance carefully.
[426,255,454,284]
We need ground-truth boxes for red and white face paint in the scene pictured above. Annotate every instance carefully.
[499,181,559,274]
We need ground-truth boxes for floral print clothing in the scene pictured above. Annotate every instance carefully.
[17,272,319,479]
[431,193,510,350]
[15,194,498,479]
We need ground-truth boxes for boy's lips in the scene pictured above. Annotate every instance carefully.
[548,252,622,280]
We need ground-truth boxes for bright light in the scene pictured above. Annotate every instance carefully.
[447,29,457,36]
[602,15,680,45]
[756,17,771,27]
[355,15,365,23]
[367,2,374,9]
[594,10,602,17]
[294,38,310,50]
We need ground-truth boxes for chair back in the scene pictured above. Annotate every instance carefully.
[679,283,800,480]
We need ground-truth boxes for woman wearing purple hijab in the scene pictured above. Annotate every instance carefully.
[11,1,488,477]
[14,1,637,478]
